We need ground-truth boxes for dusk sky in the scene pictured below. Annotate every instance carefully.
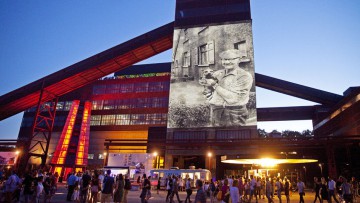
[0,1,359,139]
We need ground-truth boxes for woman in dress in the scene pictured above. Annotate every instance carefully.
[320,177,328,203]
[114,174,125,203]
[90,173,100,203]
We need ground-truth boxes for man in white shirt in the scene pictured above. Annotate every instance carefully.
[328,177,340,203]
[296,178,305,203]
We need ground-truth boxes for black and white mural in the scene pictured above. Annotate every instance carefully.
[167,22,257,129]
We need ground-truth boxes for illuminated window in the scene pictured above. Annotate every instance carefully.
[98,154,105,159]
[103,100,116,110]
[92,100,103,110]
[88,154,94,159]
[120,83,134,93]
[101,115,116,125]
[90,115,101,126]
[116,114,130,125]
[197,41,214,66]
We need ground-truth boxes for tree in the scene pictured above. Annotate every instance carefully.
[257,128,267,138]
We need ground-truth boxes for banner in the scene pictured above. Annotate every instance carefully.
[0,152,18,165]
[167,22,257,129]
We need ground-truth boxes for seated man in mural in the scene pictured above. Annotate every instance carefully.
[201,49,253,127]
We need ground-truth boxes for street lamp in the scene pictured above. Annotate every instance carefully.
[319,163,323,176]
[303,166,307,184]
[153,152,159,169]
[207,152,212,170]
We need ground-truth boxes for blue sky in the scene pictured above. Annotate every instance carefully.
[0,1,359,139]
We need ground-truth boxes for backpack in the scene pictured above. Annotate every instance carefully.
[125,179,132,190]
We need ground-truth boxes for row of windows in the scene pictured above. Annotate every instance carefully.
[93,81,170,95]
[92,97,169,110]
[90,113,167,126]
[26,101,73,112]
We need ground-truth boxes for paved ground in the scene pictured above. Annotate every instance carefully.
[41,182,359,203]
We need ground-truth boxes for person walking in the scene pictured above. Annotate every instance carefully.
[314,177,322,203]
[320,177,329,203]
[328,177,340,203]
[297,178,305,203]
[185,178,193,203]
[140,174,151,203]
[170,176,183,203]
[194,179,207,203]
[209,179,216,203]
[166,176,173,202]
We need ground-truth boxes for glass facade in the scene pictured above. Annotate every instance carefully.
[90,113,167,126]
[91,97,169,110]
[92,81,170,95]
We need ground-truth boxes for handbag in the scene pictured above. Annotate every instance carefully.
[216,190,223,201]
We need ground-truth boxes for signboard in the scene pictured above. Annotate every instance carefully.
[0,152,18,165]
[107,153,153,176]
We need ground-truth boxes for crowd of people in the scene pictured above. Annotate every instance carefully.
[1,169,359,203]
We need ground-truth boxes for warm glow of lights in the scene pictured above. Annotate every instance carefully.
[75,101,91,166]
[103,152,107,156]
[15,150,20,155]
[51,100,80,165]
[222,158,318,165]
[153,152,158,157]
[207,152,212,157]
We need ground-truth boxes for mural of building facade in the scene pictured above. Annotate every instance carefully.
[168,22,257,129]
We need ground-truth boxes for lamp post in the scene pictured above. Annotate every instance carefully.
[207,152,212,170]
[303,166,307,184]
[153,152,158,169]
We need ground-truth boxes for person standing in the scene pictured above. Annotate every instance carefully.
[194,179,207,203]
[23,170,35,203]
[265,177,274,203]
[284,177,290,203]
[314,177,322,203]
[34,176,44,203]
[328,177,340,203]
[80,171,92,203]
[275,178,282,203]
[123,174,131,203]
[297,178,305,203]
[209,179,216,203]
[67,172,78,201]
[114,174,125,203]
[90,173,100,203]
[230,179,240,203]
[101,169,115,203]
[157,177,161,194]
[250,176,258,203]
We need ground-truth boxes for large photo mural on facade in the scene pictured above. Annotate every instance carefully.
[167,22,257,128]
